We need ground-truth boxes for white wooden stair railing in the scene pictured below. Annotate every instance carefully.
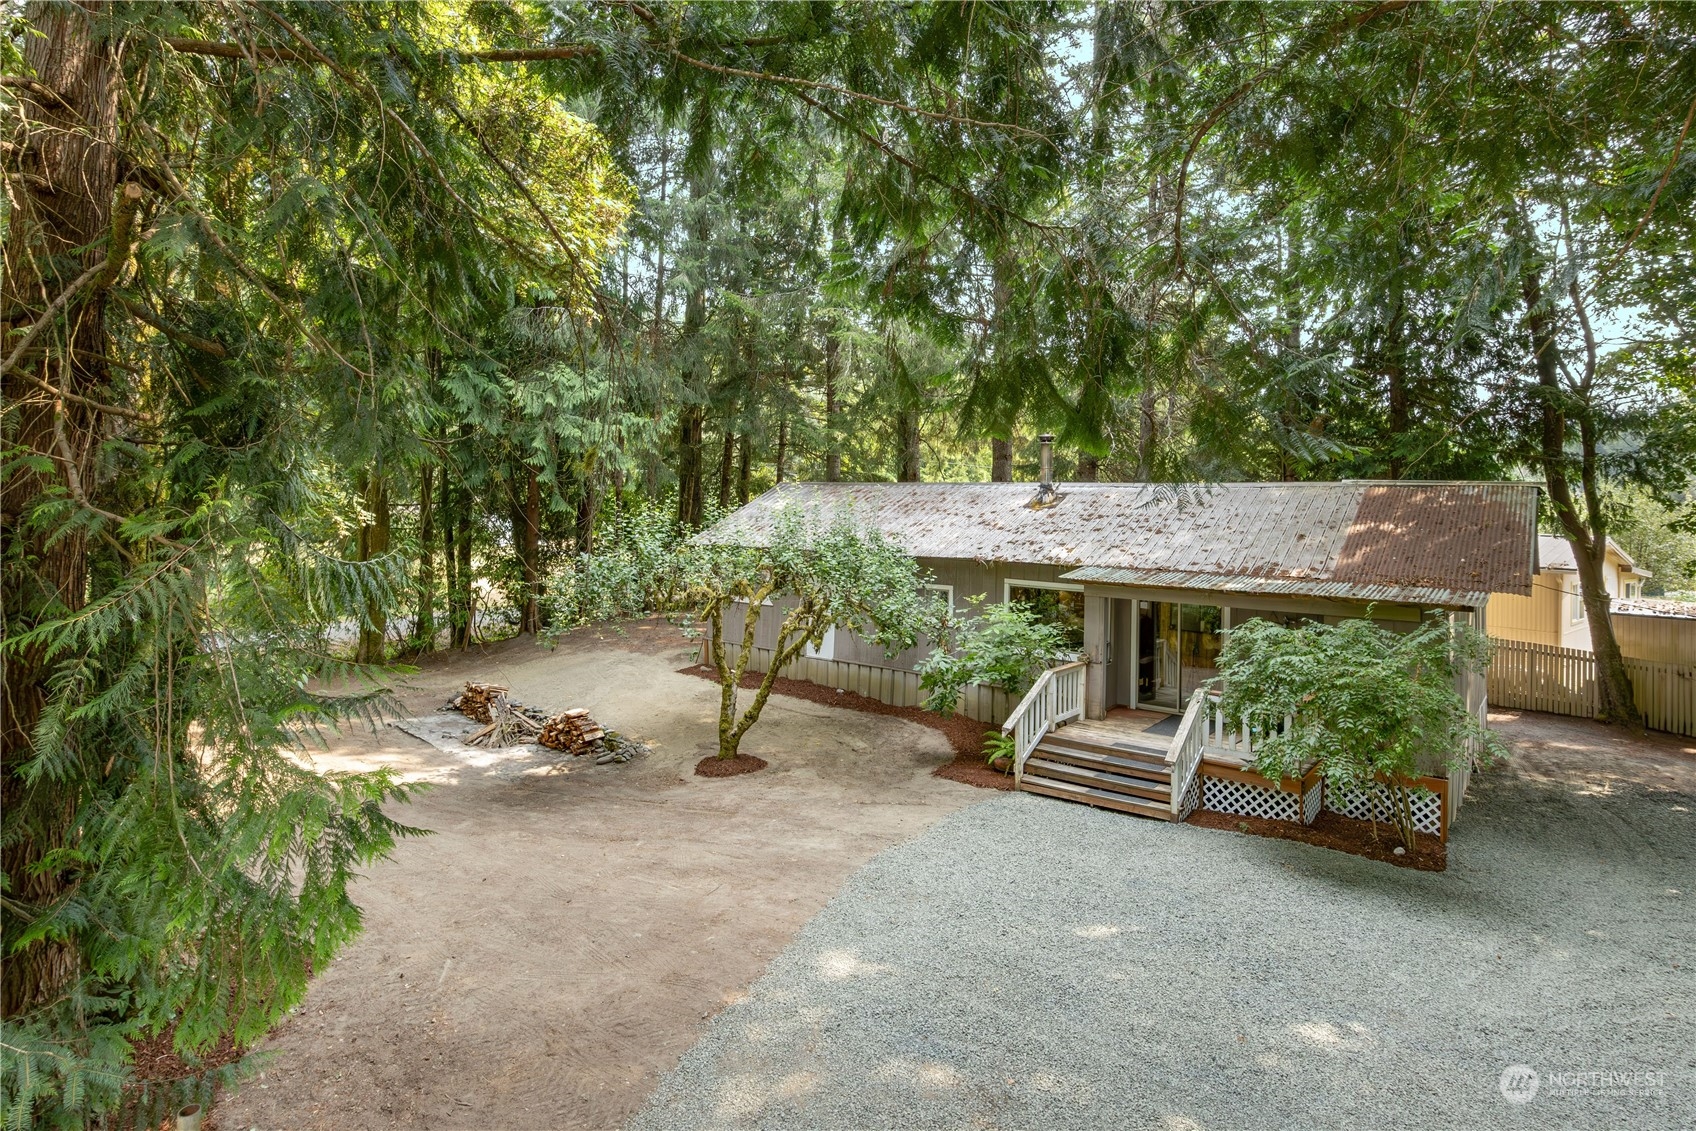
[1166,689,1208,818]
[1003,660,1087,786]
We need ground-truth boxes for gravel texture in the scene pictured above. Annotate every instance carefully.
[630,768,1694,1130]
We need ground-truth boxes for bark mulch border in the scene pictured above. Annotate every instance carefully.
[1185,807,1447,871]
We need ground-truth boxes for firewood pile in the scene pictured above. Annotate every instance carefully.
[453,681,506,724]
[446,681,638,761]
[465,691,549,748]
[538,708,605,754]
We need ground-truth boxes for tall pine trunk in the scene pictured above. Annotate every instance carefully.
[896,410,921,482]
[991,438,1013,482]
[0,0,122,1018]
[355,470,390,664]
[417,464,435,653]
[515,466,541,635]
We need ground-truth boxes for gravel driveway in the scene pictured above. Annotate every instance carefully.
[631,759,1694,1129]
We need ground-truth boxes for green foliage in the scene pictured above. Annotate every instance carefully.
[983,729,1017,770]
[690,509,939,759]
[1215,615,1501,848]
[1606,483,1696,596]
[545,499,723,629]
[917,596,1069,715]
[0,499,428,1128]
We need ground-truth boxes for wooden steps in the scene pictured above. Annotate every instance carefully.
[1018,722,1177,822]
[1019,776,1176,821]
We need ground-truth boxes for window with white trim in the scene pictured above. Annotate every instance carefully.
[1569,587,1585,624]
[1004,579,1086,652]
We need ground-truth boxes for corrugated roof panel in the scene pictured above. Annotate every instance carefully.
[698,480,1539,604]
[1060,566,1491,609]
[1335,484,1536,595]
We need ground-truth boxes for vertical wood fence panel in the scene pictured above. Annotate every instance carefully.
[1488,639,1695,737]
[740,647,1012,724]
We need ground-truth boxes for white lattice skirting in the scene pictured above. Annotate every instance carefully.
[1179,772,1202,819]
[1301,779,1323,826]
[1201,775,1300,823]
[1324,783,1442,837]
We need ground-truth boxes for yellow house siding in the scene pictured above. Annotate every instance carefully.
[1487,576,1564,647]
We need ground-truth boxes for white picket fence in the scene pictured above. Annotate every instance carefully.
[1488,639,1696,737]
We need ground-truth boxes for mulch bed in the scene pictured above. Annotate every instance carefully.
[676,665,1013,791]
[1185,807,1447,872]
[695,752,768,777]
[116,1027,246,1130]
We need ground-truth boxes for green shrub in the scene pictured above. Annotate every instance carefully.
[1214,614,1501,849]
[917,596,1069,715]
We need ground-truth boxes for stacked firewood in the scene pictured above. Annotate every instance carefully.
[538,708,605,755]
[454,681,506,724]
[465,691,545,748]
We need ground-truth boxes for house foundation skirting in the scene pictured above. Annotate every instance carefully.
[1324,780,1447,840]
[1198,762,1323,826]
[1194,764,1449,842]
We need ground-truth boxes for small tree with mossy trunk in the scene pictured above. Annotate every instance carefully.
[1215,614,1502,850]
[691,510,937,760]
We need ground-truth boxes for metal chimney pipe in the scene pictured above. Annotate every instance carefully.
[1038,434,1055,487]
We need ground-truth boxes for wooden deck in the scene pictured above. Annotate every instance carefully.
[1059,709,1264,770]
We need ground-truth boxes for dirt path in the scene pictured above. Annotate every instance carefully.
[217,623,987,1130]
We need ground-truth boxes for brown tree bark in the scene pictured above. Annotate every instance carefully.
[514,466,541,635]
[441,461,459,647]
[1521,262,1641,728]
[716,424,736,510]
[736,433,752,504]
[775,417,788,483]
[0,0,123,1018]
[355,470,391,663]
[417,464,435,653]
[1076,453,1100,481]
[991,437,1013,482]
[677,403,705,527]
[896,409,921,482]
[575,474,598,555]
[454,505,473,649]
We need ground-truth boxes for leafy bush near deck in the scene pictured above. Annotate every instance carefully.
[1214,615,1501,848]
[917,597,1070,715]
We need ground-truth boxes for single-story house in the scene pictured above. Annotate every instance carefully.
[701,441,1539,837]
[1488,534,1651,652]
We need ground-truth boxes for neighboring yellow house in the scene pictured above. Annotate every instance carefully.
[1489,534,1651,651]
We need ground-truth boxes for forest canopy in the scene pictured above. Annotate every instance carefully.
[3,1,1693,1124]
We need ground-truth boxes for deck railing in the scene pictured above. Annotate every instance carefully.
[1004,660,1087,785]
[1165,689,1208,818]
[1198,691,1294,760]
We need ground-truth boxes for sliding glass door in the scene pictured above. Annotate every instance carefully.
[1135,600,1222,711]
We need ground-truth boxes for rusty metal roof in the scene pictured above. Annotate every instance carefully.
[699,480,1539,607]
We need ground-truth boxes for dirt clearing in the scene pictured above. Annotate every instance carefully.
[217,622,985,1130]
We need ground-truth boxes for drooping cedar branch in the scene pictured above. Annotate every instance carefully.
[162,36,598,64]
[1171,0,1416,265]
[113,293,227,358]
[667,49,1057,144]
